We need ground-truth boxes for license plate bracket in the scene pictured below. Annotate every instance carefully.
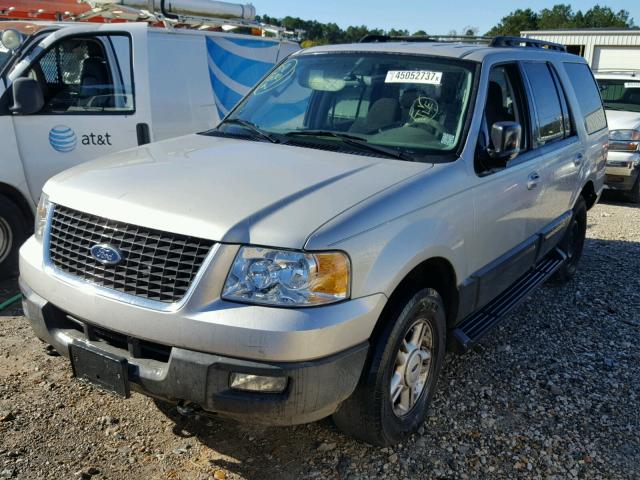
[69,342,130,398]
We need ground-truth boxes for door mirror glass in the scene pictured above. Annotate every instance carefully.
[11,78,44,115]
[489,121,521,161]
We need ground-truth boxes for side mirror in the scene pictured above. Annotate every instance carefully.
[11,78,44,115]
[488,121,521,161]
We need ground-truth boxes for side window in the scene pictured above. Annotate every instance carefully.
[475,63,527,175]
[523,62,566,146]
[563,62,607,135]
[26,34,134,114]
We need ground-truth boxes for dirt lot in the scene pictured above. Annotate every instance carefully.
[1,195,639,480]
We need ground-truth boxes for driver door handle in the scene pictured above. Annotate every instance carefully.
[527,172,540,190]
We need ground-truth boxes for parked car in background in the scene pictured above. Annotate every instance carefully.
[20,36,606,446]
[0,11,299,278]
[594,71,640,203]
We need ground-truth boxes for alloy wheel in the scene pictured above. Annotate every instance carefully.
[390,319,434,417]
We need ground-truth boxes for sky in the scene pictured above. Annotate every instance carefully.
[252,0,639,35]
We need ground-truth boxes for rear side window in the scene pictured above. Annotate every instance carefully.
[523,62,567,146]
[563,63,607,135]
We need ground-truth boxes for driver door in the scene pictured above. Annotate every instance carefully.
[9,29,149,201]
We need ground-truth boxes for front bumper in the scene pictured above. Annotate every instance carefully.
[605,152,639,191]
[20,279,369,425]
[19,236,386,362]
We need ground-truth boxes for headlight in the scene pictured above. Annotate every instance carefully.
[609,129,640,152]
[34,193,51,241]
[222,247,350,307]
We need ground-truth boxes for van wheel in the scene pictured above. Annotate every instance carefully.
[627,176,640,204]
[332,288,445,446]
[553,195,587,283]
[0,195,28,280]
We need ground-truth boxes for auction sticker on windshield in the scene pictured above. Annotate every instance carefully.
[625,82,640,89]
[385,70,442,85]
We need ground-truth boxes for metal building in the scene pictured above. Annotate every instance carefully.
[521,29,640,70]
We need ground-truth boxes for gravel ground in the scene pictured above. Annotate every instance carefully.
[1,195,638,480]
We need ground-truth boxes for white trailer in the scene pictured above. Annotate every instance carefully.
[521,29,640,70]
[0,1,299,277]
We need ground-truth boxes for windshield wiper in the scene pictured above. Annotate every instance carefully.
[284,130,415,161]
[217,118,282,144]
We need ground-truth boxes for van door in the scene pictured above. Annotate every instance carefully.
[9,30,148,200]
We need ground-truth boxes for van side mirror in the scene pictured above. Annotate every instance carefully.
[11,78,44,115]
[488,121,521,161]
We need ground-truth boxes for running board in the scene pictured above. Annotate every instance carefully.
[452,248,566,352]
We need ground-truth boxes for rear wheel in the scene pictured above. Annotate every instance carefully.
[553,195,587,283]
[332,288,446,446]
[0,195,28,280]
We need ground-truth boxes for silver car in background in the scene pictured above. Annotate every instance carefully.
[595,71,640,202]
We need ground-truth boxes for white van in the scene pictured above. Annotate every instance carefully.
[0,17,299,277]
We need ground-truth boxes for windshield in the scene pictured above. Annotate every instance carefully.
[217,53,476,161]
[598,78,640,113]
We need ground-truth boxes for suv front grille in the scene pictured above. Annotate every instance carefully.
[48,205,215,303]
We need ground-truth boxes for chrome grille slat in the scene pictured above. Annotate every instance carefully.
[48,205,214,303]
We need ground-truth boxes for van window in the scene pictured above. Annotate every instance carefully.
[523,62,566,146]
[564,63,607,134]
[26,34,134,114]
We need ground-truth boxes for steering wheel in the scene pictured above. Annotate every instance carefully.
[409,96,445,137]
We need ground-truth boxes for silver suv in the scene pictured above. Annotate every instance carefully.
[19,36,607,446]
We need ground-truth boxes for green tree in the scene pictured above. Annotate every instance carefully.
[486,8,538,36]
[412,30,428,37]
[485,4,635,36]
[538,4,575,29]
[577,6,634,28]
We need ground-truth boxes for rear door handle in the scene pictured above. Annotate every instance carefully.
[527,172,540,190]
[574,153,584,166]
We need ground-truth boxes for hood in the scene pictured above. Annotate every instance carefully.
[46,134,432,249]
[605,109,640,131]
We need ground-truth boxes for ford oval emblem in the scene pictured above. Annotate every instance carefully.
[90,244,124,265]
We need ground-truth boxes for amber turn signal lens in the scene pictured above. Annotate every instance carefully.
[310,252,351,299]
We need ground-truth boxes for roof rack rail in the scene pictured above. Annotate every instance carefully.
[359,34,492,44]
[489,36,567,52]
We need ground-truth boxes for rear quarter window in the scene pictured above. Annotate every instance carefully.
[563,63,607,135]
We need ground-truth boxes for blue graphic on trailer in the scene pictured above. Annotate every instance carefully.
[49,125,77,153]
[206,37,278,119]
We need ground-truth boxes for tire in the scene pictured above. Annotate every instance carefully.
[332,288,446,446]
[0,194,29,281]
[553,195,587,283]
[626,176,640,204]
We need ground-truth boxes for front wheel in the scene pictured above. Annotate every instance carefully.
[332,288,446,446]
[553,195,587,283]
[0,195,28,280]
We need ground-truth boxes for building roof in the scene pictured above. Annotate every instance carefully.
[522,28,640,35]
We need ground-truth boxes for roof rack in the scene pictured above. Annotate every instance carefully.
[359,34,492,44]
[489,36,567,52]
[359,34,567,52]
[73,1,297,39]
